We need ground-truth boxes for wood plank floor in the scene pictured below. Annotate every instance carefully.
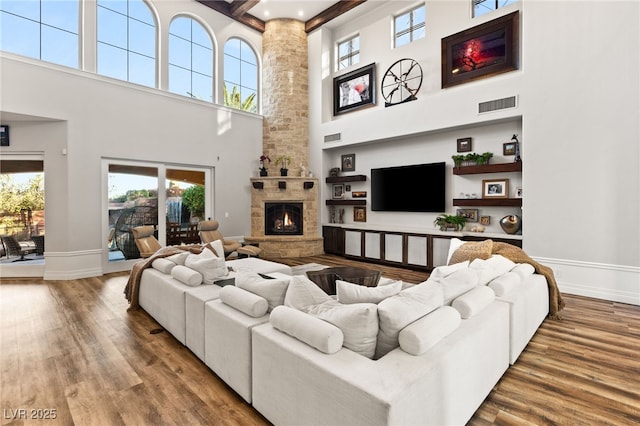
[1,254,638,425]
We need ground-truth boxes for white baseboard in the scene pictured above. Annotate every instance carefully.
[533,257,640,306]
[43,249,104,280]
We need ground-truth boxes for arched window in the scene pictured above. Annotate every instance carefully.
[168,16,213,102]
[223,38,258,112]
[97,0,156,88]
[0,0,79,68]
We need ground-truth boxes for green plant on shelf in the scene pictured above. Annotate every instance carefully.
[433,213,466,232]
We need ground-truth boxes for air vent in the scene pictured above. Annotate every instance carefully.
[478,96,517,114]
[324,133,341,143]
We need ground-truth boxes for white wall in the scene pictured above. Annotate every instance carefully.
[0,0,264,279]
[308,1,639,304]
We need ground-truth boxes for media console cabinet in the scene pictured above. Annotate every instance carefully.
[323,225,522,271]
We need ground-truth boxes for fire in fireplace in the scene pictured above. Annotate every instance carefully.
[265,202,303,235]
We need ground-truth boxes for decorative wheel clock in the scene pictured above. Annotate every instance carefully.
[380,58,423,107]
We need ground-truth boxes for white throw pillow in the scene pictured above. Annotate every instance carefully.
[152,258,176,274]
[171,264,203,286]
[166,251,189,265]
[204,240,226,259]
[452,285,495,318]
[185,249,227,285]
[303,300,379,359]
[446,238,466,265]
[336,279,402,304]
[488,271,522,297]
[235,271,290,311]
[399,306,461,355]
[220,285,269,318]
[375,283,444,359]
[284,275,332,310]
[426,268,479,305]
[429,261,470,279]
[270,306,344,354]
[511,263,535,281]
[469,258,505,286]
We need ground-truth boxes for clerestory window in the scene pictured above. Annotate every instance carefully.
[394,4,425,48]
[337,35,360,70]
[473,0,518,17]
[0,0,79,68]
[97,0,156,87]
[168,16,213,102]
[223,38,258,112]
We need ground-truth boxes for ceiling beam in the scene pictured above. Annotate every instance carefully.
[196,0,265,32]
[305,0,368,33]
[230,0,260,17]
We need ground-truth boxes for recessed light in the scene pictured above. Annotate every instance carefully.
[264,10,270,17]
[298,10,304,17]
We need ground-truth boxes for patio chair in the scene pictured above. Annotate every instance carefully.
[31,235,45,256]
[132,226,162,258]
[198,220,261,258]
[0,235,37,261]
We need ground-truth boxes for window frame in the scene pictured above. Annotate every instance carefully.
[393,4,426,48]
[223,37,259,112]
[337,34,360,71]
[473,0,519,18]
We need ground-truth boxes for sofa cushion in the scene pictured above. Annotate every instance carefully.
[511,263,535,281]
[167,251,189,265]
[204,239,226,259]
[429,260,470,279]
[448,239,493,265]
[446,237,466,265]
[399,306,461,355]
[171,265,203,286]
[303,300,378,359]
[235,271,290,311]
[185,248,228,285]
[488,271,522,297]
[427,268,479,305]
[375,283,444,359]
[152,258,176,274]
[336,279,402,304]
[284,275,332,310]
[452,285,495,318]
[270,306,343,354]
[220,285,269,318]
[470,255,517,285]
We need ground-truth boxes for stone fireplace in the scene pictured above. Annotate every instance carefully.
[245,177,323,258]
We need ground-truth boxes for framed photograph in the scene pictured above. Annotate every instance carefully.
[503,142,516,155]
[515,187,523,198]
[345,185,351,192]
[341,153,356,172]
[0,125,9,146]
[441,11,519,88]
[480,215,491,226]
[332,184,345,199]
[333,63,376,115]
[457,137,472,152]
[352,191,367,198]
[482,178,509,198]
[354,206,367,222]
[457,208,479,222]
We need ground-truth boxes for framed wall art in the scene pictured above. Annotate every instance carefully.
[352,191,367,198]
[441,11,519,88]
[341,153,356,172]
[456,208,479,222]
[503,141,516,155]
[482,178,509,198]
[480,215,491,226]
[457,137,472,152]
[333,63,376,115]
[354,206,367,222]
[332,184,345,199]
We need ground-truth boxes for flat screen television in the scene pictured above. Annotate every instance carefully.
[371,162,446,212]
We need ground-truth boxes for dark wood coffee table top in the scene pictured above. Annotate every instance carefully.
[306,266,381,295]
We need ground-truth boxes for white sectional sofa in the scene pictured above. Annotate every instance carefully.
[134,239,551,425]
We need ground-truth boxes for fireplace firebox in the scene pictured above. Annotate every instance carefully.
[265,202,303,235]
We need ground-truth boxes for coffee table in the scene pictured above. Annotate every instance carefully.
[306,266,381,295]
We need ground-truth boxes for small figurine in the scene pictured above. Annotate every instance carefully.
[300,164,306,177]
[329,206,336,223]
[338,208,345,224]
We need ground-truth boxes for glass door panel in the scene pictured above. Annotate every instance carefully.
[166,168,205,245]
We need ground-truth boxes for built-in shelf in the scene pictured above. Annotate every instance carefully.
[326,199,367,206]
[453,198,522,207]
[453,162,522,175]
[325,174,367,183]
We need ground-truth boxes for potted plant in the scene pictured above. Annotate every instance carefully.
[462,152,478,166]
[433,213,466,231]
[259,154,271,176]
[182,185,205,221]
[275,155,291,176]
[476,152,493,165]
[452,154,464,168]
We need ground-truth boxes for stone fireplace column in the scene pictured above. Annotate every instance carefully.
[262,19,308,176]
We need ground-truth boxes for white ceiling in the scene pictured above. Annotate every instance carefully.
[248,1,339,21]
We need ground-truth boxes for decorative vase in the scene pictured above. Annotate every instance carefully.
[500,215,522,234]
[259,169,268,177]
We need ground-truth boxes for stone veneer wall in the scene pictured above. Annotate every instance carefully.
[262,19,308,177]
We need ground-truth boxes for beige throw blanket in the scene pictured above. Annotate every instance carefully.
[124,245,204,311]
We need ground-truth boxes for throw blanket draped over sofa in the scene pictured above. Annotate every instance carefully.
[450,240,565,319]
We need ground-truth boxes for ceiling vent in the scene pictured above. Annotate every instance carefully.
[478,96,517,114]
[324,133,341,143]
